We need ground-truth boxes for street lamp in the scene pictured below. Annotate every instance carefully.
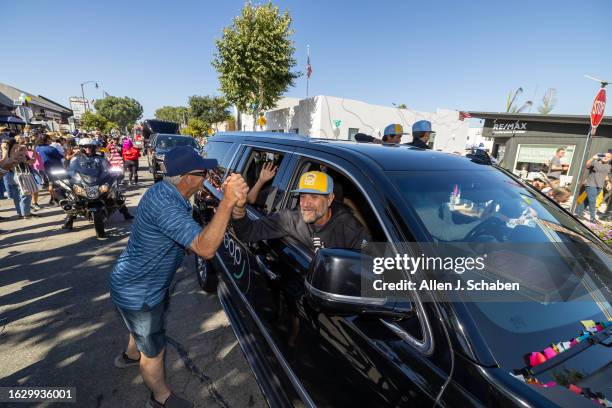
[80,81,99,112]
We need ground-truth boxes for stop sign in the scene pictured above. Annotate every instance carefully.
[590,88,606,130]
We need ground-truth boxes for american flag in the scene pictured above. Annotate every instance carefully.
[458,111,472,121]
[307,54,312,79]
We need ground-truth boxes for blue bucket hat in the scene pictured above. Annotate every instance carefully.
[164,146,218,177]
[412,120,433,133]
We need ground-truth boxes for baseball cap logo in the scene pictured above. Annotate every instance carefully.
[303,173,317,186]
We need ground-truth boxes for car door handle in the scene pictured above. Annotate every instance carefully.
[256,255,279,281]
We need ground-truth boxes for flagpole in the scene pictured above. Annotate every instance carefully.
[306,45,310,98]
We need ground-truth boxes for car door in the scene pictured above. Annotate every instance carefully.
[264,148,457,407]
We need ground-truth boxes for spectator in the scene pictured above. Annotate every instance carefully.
[2,137,35,219]
[122,139,140,185]
[50,136,65,156]
[35,134,64,205]
[408,120,434,149]
[107,138,125,184]
[64,138,80,165]
[382,124,405,144]
[0,136,7,200]
[548,187,571,204]
[547,148,566,187]
[575,151,612,222]
[25,139,42,211]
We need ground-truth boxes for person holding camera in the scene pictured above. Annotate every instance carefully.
[575,150,612,222]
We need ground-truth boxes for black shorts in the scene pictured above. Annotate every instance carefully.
[115,297,169,358]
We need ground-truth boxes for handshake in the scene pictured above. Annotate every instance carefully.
[221,173,250,209]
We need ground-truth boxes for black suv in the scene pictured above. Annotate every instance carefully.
[192,132,611,408]
[147,134,199,180]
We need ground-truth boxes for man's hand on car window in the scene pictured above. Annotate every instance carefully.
[222,173,249,207]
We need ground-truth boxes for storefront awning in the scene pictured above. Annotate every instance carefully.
[0,115,25,124]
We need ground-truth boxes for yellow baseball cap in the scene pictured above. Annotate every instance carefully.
[292,171,334,195]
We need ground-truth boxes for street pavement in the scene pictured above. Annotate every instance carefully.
[0,159,266,408]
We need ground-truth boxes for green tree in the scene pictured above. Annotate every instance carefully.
[80,111,108,131]
[188,95,231,130]
[180,118,209,138]
[94,96,143,130]
[154,105,188,124]
[212,1,300,130]
[103,121,120,135]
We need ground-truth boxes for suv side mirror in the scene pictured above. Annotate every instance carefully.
[305,248,412,319]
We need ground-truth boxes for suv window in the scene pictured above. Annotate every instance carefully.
[287,158,426,343]
[202,141,236,191]
[240,149,286,214]
[286,159,385,242]
[155,135,197,149]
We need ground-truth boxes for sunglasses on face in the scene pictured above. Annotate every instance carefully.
[186,171,208,178]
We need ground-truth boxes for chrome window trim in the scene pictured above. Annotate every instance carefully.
[304,281,387,306]
[233,141,434,355]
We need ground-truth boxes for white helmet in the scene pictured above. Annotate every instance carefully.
[78,137,96,146]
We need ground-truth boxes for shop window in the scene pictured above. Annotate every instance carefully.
[512,144,575,184]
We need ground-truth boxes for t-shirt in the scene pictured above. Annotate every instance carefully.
[35,144,64,170]
[547,156,562,179]
[585,160,611,188]
[110,181,202,310]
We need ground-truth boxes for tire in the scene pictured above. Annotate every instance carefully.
[152,161,162,182]
[93,211,106,238]
[195,254,218,293]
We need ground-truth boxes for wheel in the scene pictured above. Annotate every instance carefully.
[152,162,163,182]
[195,254,218,293]
[93,211,106,238]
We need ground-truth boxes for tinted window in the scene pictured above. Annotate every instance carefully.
[202,141,236,193]
[202,141,235,171]
[241,149,285,214]
[155,136,197,149]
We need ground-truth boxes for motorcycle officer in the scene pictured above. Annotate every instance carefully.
[62,138,133,230]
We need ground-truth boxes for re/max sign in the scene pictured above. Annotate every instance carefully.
[492,120,528,134]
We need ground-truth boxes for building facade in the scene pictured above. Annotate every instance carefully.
[239,95,469,152]
[471,112,612,189]
[0,82,73,132]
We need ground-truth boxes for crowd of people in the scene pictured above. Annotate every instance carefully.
[0,125,143,230]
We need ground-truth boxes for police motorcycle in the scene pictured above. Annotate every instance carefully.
[49,137,133,239]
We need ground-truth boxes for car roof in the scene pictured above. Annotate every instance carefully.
[213,132,492,172]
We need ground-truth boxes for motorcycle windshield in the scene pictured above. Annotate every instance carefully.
[70,157,107,185]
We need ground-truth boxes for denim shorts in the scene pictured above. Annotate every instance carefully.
[115,297,169,358]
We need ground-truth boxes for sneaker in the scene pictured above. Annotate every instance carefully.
[32,203,41,211]
[114,352,140,368]
[147,393,193,408]
[22,215,32,220]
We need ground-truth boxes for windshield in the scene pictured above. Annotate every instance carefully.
[389,169,612,376]
[155,136,197,149]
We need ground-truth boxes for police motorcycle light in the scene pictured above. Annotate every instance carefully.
[98,183,110,194]
[50,168,68,177]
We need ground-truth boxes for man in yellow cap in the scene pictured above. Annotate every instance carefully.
[231,170,370,252]
[231,170,370,347]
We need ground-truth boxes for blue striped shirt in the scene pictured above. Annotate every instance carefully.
[110,180,202,310]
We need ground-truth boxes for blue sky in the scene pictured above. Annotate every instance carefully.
[4,0,611,120]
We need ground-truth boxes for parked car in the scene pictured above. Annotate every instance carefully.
[192,132,612,408]
[147,134,199,181]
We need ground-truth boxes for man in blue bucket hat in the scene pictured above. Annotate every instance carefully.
[110,146,248,408]
[408,120,434,149]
